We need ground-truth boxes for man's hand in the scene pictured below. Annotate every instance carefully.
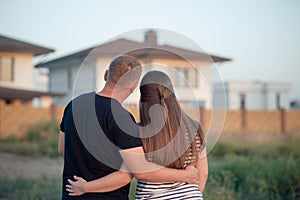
[184,165,199,184]
[66,175,87,196]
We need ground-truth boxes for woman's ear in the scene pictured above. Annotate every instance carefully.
[104,70,108,81]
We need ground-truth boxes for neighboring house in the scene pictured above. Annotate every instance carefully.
[213,81,291,110]
[0,35,63,107]
[36,30,231,108]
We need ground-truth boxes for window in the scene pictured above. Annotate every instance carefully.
[173,67,198,87]
[0,56,14,82]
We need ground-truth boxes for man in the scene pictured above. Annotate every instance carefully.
[58,54,199,199]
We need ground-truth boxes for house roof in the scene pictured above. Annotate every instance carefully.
[36,31,231,69]
[0,35,54,56]
[0,86,64,100]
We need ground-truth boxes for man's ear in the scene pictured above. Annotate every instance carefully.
[130,81,139,93]
[104,70,108,81]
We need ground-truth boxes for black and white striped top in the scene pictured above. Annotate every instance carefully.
[135,133,203,200]
[135,181,203,200]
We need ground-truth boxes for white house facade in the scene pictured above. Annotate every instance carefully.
[0,35,62,107]
[36,30,231,108]
[213,81,291,110]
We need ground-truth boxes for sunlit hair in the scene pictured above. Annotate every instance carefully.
[107,54,142,88]
[139,71,205,169]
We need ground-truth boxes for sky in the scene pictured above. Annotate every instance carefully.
[1,0,300,99]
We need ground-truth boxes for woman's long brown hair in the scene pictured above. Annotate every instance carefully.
[139,71,205,169]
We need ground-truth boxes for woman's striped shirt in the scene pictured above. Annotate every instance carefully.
[135,133,203,200]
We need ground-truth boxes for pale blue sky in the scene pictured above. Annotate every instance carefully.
[1,0,300,99]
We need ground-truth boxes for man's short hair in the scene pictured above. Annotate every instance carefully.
[107,54,142,87]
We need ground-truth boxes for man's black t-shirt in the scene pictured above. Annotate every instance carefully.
[60,92,141,200]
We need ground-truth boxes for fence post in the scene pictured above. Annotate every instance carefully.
[280,108,286,134]
[241,107,247,131]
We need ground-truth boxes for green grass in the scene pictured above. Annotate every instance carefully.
[204,155,300,200]
[209,138,300,159]
[0,177,136,200]
[1,126,300,199]
[0,120,60,157]
[1,142,299,200]
[203,133,300,200]
[0,177,61,200]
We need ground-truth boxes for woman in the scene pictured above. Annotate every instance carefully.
[67,71,208,199]
[135,71,207,199]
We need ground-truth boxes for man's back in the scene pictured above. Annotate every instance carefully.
[60,92,141,200]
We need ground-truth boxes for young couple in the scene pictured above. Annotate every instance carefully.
[58,54,208,200]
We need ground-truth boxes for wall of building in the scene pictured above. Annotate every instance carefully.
[48,57,97,105]
[124,58,213,108]
[34,68,49,91]
[49,67,69,93]
[228,91,264,110]
[72,58,96,97]
[95,57,111,92]
[266,83,291,109]
[214,82,291,110]
[48,55,214,109]
[0,52,34,89]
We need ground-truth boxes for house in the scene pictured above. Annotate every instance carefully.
[36,30,231,108]
[0,35,63,107]
[213,81,291,110]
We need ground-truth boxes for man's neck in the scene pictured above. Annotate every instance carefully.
[97,85,130,104]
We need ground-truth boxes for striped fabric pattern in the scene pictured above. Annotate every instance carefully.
[135,132,203,200]
[184,134,202,168]
[136,181,203,200]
